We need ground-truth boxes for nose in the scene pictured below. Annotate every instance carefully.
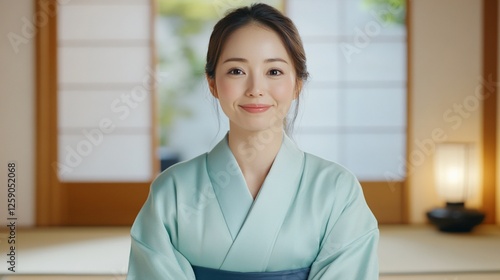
[245,74,264,97]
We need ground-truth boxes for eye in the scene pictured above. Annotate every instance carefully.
[228,68,244,75]
[268,69,283,76]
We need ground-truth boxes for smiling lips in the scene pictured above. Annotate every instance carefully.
[239,104,272,113]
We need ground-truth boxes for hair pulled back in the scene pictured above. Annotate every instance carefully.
[205,3,308,132]
[206,3,308,82]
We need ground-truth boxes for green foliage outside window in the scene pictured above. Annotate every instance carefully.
[157,0,218,146]
[363,0,406,25]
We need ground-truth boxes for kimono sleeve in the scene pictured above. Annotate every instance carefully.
[308,172,379,280]
[126,175,196,280]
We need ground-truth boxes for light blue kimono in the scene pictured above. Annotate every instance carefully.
[126,133,379,279]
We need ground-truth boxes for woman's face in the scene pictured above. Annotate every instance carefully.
[208,23,299,134]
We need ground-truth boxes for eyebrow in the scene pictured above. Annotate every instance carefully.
[222,57,288,64]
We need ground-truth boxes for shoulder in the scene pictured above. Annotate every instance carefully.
[150,153,208,195]
[300,151,364,203]
[302,152,359,185]
[301,152,377,227]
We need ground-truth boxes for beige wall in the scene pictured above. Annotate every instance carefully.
[409,0,484,223]
[0,0,35,226]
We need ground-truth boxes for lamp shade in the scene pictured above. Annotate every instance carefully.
[434,143,474,203]
[428,142,483,232]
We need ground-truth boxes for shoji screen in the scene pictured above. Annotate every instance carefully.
[287,0,407,181]
[57,0,154,182]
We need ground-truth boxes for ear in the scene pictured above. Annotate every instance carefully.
[294,79,303,100]
[207,75,218,98]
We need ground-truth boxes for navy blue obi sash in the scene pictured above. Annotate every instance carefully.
[192,266,310,280]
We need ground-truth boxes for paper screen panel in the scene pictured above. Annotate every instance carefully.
[343,42,406,82]
[59,4,150,41]
[343,132,406,180]
[298,88,341,127]
[343,88,406,127]
[287,0,341,37]
[58,90,151,129]
[57,0,153,182]
[294,133,341,164]
[57,134,152,182]
[58,47,151,84]
[303,42,341,83]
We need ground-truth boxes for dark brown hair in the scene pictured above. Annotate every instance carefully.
[205,3,308,132]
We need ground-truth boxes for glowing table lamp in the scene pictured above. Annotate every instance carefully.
[426,143,485,232]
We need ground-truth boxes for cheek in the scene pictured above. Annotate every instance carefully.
[216,77,240,100]
[271,79,296,103]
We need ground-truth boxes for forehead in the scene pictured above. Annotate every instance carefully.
[219,23,291,61]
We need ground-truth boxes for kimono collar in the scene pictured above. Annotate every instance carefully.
[206,132,305,249]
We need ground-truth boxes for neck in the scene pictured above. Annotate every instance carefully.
[227,127,284,198]
[228,127,284,166]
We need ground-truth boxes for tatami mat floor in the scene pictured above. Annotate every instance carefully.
[0,225,499,279]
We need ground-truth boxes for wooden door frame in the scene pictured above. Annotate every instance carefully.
[35,0,157,226]
[482,0,498,224]
[36,0,64,226]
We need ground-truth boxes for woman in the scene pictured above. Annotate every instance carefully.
[127,3,378,280]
